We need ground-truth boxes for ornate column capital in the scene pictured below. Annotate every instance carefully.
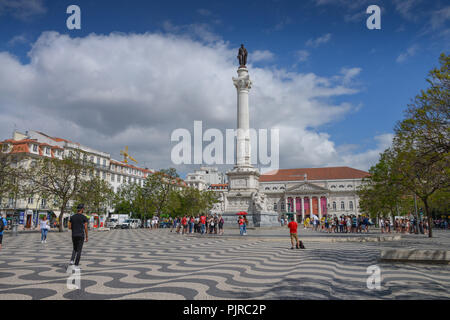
[233,74,252,91]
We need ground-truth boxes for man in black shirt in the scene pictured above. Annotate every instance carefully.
[69,204,89,266]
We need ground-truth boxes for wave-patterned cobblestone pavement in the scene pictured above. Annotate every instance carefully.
[0,229,449,300]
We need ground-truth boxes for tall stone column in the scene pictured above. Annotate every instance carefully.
[309,197,313,216]
[233,67,252,168]
[293,197,297,222]
[318,196,322,219]
[301,197,305,221]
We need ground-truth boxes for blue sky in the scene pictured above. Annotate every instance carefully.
[0,0,448,174]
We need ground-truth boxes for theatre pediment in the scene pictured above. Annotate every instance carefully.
[286,182,328,193]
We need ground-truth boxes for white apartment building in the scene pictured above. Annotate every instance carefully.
[0,130,155,229]
[185,167,227,190]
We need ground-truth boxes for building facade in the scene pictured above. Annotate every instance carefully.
[259,167,370,222]
[0,130,155,230]
[185,167,227,191]
[187,166,369,221]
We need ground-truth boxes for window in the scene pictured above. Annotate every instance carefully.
[339,185,345,188]
[347,184,353,188]
[274,203,278,211]
[103,159,106,166]
[265,187,270,190]
[28,197,34,204]
[111,174,115,182]
[41,199,47,208]
[331,185,336,189]
[102,171,106,179]
[341,201,345,210]
[97,157,100,165]
[281,203,285,210]
[90,156,94,162]
[45,147,50,155]
[33,144,38,152]
[349,201,354,210]
[332,202,337,210]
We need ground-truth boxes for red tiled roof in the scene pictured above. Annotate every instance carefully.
[11,144,30,154]
[1,139,38,144]
[260,167,370,182]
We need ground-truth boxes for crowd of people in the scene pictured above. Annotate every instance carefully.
[167,214,225,235]
[279,214,445,235]
[280,214,375,234]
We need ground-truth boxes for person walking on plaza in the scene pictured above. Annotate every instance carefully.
[213,214,219,234]
[195,215,200,233]
[0,213,7,251]
[200,214,206,235]
[243,216,248,235]
[69,204,89,267]
[189,216,194,234]
[218,215,224,235]
[39,215,50,243]
[181,215,187,235]
[238,216,245,236]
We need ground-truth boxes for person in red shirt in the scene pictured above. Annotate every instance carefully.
[288,218,300,249]
[200,215,206,234]
[181,216,187,234]
[238,216,245,236]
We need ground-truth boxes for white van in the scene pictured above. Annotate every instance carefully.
[121,219,141,229]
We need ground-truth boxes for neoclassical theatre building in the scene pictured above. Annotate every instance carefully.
[203,166,370,221]
[259,167,370,221]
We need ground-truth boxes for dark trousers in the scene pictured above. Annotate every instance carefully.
[71,236,84,266]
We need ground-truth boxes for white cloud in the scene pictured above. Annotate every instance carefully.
[0,30,376,172]
[339,134,394,170]
[7,34,28,46]
[0,0,46,20]
[392,0,422,21]
[340,67,362,84]
[197,9,212,17]
[314,0,372,10]
[295,50,310,63]
[306,33,332,48]
[252,50,275,63]
[396,45,419,63]
[429,6,450,31]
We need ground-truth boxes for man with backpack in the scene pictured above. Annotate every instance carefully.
[0,213,7,251]
[287,217,305,250]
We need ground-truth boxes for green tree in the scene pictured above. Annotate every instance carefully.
[391,53,450,237]
[142,168,181,217]
[0,151,15,201]
[113,182,141,216]
[75,176,114,216]
[22,150,92,232]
